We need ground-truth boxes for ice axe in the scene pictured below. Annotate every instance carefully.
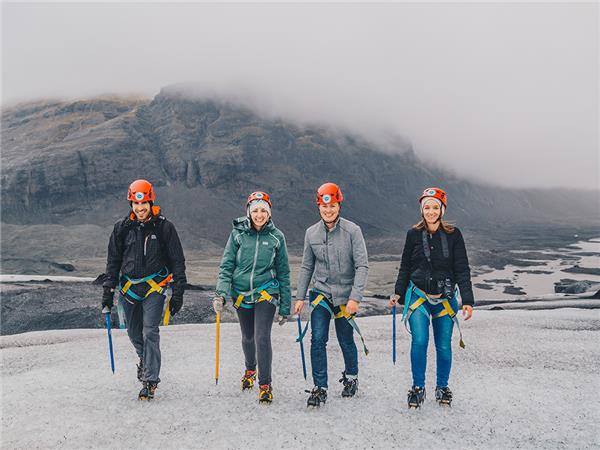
[215,311,221,385]
[102,306,115,373]
[392,303,397,365]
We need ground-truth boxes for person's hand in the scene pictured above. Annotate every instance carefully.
[170,294,183,315]
[462,305,473,321]
[293,300,305,315]
[389,294,400,307]
[277,315,288,326]
[213,296,225,314]
[101,286,114,310]
[345,299,359,315]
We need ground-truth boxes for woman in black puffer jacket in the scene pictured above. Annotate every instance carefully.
[389,187,474,408]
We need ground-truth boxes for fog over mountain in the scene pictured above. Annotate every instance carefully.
[2,2,598,190]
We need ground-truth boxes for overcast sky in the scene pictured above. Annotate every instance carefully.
[2,2,598,190]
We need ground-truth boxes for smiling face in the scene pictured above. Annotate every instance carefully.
[319,202,341,226]
[250,207,270,230]
[132,201,151,222]
[422,199,442,226]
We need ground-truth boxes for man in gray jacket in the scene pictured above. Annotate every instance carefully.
[294,182,369,407]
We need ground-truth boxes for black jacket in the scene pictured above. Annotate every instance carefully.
[104,212,187,298]
[394,227,475,306]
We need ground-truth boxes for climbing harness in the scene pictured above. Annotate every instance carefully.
[119,267,172,302]
[296,290,369,355]
[233,279,279,310]
[402,281,465,349]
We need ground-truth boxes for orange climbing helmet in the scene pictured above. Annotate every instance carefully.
[127,179,156,203]
[419,187,447,207]
[316,182,344,205]
[246,191,272,208]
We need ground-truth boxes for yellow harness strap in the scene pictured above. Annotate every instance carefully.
[256,290,272,303]
[234,294,245,309]
[121,280,133,294]
[234,290,274,309]
[409,297,427,312]
[163,302,171,326]
[311,294,325,308]
[145,279,165,297]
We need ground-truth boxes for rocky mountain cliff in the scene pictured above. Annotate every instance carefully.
[2,86,598,258]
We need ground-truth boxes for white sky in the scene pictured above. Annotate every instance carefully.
[2,2,598,190]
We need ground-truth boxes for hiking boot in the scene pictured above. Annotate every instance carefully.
[241,370,257,390]
[138,381,158,401]
[339,371,359,398]
[259,384,273,403]
[306,386,328,407]
[407,386,426,409]
[435,386,453,406]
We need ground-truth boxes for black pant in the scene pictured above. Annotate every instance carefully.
[120,292,165,383]
[236,301,276,386]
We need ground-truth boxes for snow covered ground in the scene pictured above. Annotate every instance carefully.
[2,309,599,449]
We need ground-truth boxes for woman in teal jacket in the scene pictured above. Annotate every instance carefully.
[213,191,291,403]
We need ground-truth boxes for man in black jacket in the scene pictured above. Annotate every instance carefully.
[102,179,186,400]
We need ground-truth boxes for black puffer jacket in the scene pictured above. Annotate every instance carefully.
[394,227,474,306]
[104,212,187,298]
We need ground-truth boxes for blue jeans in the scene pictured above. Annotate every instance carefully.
[120,292,165,383]
[310,303,358,388]
[408,300,455,388]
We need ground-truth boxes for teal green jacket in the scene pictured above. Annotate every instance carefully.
[215,217,291,315]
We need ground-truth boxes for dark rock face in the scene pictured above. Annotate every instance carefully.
[561,266,600,276]
[554,279,600,294]
[503,286,526,295]
[2,87,598,253]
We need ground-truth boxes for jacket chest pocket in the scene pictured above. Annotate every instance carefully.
[259,239,277,268]
[310,241,326,261]
[236,235,257,268]
[144,233,159,257]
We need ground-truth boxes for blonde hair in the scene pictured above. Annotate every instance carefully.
[413,218,455,234]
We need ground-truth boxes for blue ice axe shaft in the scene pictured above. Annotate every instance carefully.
[102,306,115,373]
[392,304,397,365]
[296,316,307,380]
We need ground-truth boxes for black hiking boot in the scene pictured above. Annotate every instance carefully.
[339,371,359,398]
[306,386,328,407]
[241,370,256,390]
[435,386,453,406]
[407,386,426,409]
[138,381,158,401]
[259,384,273,403]
[136,358,144,382]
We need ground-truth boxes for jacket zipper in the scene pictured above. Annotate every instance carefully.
[249,231,260,300]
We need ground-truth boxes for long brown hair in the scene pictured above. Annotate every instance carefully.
[413,217,455,234]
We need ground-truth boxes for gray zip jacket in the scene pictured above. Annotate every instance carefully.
[296,217,369,306]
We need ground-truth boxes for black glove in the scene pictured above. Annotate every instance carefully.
[101,286,114,309]
[169,294,183,316]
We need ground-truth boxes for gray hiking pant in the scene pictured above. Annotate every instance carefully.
[121,292,165,383]
[236,300,276,386]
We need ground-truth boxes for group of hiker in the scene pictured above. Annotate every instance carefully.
[101,179,475,408]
